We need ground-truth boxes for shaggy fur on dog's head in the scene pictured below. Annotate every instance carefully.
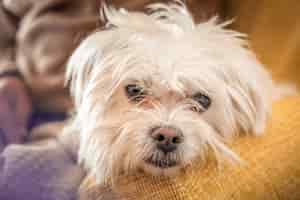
[66,1,273,185]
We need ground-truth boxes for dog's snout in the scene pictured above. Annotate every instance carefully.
[150,126,183,154]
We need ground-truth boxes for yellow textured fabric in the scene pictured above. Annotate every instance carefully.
[106,2,300,199]
[112,96,300,200]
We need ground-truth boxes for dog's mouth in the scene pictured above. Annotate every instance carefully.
[145,157,178,168]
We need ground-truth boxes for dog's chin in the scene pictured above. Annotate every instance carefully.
[141,159,182,177]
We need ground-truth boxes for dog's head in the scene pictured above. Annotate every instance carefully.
[67,1,272,184]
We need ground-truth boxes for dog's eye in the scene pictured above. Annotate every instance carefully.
[191,92,211,111]
[125,84,146,102]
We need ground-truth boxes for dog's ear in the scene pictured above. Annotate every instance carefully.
[226,56,273,136]
[66,30,114,108]
[193,16,273,136]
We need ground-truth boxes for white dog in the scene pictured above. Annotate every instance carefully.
[66,0,284,193]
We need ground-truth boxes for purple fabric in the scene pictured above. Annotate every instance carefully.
[28,111,68,131]
[0,120,85,200]
[0,111,67,152]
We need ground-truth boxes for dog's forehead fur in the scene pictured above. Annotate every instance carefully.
[67,1,256,103]
[97,2,248,77]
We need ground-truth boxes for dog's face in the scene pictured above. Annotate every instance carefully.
[67,2,273,184]
[99,67,229,177]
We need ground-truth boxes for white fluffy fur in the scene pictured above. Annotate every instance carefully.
[66,1,275,185]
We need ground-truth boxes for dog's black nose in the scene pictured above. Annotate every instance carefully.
[150,126,183,154]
